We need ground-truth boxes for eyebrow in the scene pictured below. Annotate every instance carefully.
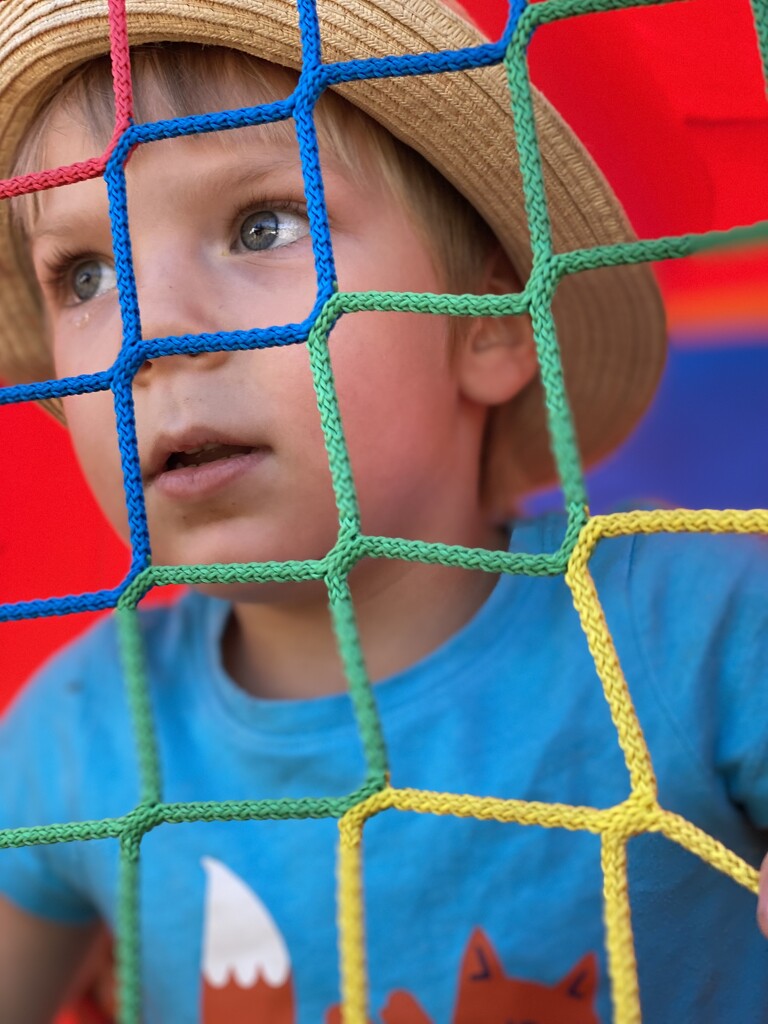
[28,201,110,248]
[178,150,307,201]
[28,145,311,248]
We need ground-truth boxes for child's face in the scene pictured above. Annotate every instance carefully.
[27,98,492,584]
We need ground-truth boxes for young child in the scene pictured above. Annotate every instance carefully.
[0,0,766,1022]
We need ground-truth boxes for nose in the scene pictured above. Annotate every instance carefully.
[132,250,230,385]
[133,345,230,386]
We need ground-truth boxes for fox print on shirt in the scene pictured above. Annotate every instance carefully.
[201,857,296,1021]
[200,859,600,1024]
[327,929,599,1023]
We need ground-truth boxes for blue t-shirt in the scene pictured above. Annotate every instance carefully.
[1,515,767,1023]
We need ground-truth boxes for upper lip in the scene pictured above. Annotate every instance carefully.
[143,427,266,481]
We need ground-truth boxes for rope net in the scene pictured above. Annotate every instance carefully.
[1,0,767,1021]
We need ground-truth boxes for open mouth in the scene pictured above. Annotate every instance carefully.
[164,443,258,472]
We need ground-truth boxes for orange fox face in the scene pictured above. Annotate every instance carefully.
[71,863,600,1024]
[328,928,600,1024]
[452,928,599,1024]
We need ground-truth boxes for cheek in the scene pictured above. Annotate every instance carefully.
[332,310,451,411]
[63,392,130,541]
[329,313,456,475]
[52,309,122,377]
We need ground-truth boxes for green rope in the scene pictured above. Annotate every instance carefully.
[1,1,766,1020]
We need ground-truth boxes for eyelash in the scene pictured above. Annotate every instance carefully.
[40,245,97,303]
[229,196,311,252]
[39,198,312,304]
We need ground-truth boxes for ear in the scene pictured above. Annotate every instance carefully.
[557,951,599,1002]
[454,245,537,408]
[461,927,505,982]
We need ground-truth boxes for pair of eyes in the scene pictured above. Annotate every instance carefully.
[67,207,309,304]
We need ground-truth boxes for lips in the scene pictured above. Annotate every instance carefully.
[145,428,267,481]
[142,429,272,504]
[165,442,257,472]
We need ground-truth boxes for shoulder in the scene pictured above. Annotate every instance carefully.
[543,504,768,611]
[2,612,120,737]
[584,515,768,784]
[0,590,224,823]
[558,510,768,682]
[514,509,768,674]
[1,589,221,742]
[607,523,768,645]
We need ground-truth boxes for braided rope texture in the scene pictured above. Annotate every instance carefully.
[1,0,767,1021]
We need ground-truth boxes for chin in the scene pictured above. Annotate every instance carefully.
[151,517,335,566]
[193,577,329,607]
[149,526,336,599]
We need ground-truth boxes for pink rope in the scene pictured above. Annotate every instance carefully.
[0,0,132,201]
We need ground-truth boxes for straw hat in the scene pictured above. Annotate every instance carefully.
[0,0,666,500]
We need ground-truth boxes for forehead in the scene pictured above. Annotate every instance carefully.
[15,45,387,234]
[40,47,304,171]
[42,97,303,173]
[26,115,305,241]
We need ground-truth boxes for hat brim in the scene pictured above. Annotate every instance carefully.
[0,0,666,500]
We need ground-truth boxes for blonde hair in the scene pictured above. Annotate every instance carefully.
[11,43,497,310]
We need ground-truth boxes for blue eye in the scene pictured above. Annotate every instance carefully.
[238,209,309,252]
[70,258,116,303]
[240,211,279,251]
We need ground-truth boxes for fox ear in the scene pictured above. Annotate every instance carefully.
[461,927,505,982]
[380,991,433,1024]
[558,952,599,1001]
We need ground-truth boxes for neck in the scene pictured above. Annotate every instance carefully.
[222,520,509,700]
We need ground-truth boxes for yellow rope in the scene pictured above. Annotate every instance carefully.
[335,509,766,1021]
